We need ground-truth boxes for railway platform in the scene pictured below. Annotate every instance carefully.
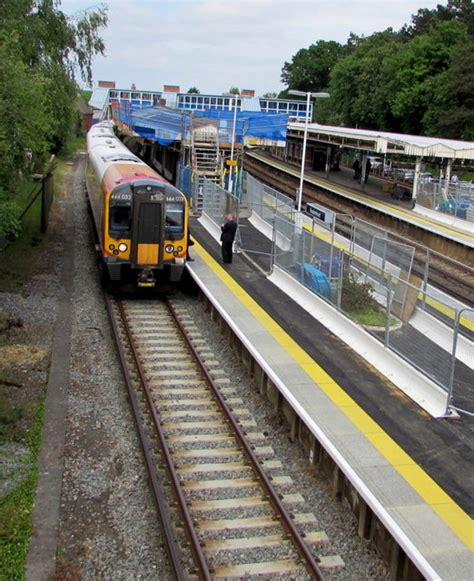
[246,150,474,250]
[238,215,473,412]
[187,218,473,580]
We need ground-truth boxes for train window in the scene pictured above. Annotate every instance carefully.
[165,203,184,232]
[110,203,131,234]
[109,191,132,236]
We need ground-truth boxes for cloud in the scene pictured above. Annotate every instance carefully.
[60,0,445,94]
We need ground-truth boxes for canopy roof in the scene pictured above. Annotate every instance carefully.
[288,122,474,160]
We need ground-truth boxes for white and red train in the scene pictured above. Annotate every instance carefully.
[87,121,189,289]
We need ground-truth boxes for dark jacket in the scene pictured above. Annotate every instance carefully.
[220,220,237,243]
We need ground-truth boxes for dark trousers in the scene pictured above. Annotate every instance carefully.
[221,242,233,264]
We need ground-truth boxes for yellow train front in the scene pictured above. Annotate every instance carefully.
[87,121,189,290]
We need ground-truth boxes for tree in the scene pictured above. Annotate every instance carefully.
[0,0,107,236]
[0,32,50,190]
[384,20,468,134]
[329,30,402,130]
[263,92,278,98]
[229,87,240,95]
[281,40,343,92]
[0,0,107,160]
[404,0,474,37]
[187,87,200,94]
[423,40,474,139]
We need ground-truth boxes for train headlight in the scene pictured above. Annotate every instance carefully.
[165,244,174,253]
[177,246,183,252]
[173,250,179,257]
[118,243,128,252]
[109,244,115,251]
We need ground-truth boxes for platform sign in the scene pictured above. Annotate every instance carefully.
[305,202,335,225]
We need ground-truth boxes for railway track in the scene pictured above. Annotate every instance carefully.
[107,295,341,579]
[244,155,474,306]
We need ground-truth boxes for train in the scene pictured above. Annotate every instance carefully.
[86,121,189,289]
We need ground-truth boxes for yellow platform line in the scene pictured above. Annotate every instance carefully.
[250,152,474,243]
[194,240,474,550]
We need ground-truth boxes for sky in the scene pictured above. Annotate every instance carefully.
[61,0,446,95]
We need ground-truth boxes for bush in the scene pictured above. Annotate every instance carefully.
[0,192,21,240]
[341,273,379,312]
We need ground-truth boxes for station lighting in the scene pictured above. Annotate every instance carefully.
[289,90,330,213]
[228,94,239,194]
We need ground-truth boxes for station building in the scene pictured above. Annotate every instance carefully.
[89,81,311,120]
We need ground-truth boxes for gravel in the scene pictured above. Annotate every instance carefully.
[55,153,172,579]
[0,442,31,496]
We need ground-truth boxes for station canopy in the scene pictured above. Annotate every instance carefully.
[288,122,474,160]
[111,102,288,147]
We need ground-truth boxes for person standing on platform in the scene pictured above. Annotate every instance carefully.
[365,158,372,183]
[352,158,361,181]
[220,213,237,264]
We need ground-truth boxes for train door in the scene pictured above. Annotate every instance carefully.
[130,193,164,267]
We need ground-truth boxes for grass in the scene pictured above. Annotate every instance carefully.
[0,398,45,581]
[345,306,396,327]
[0,390,24,442]
[59,134,85,159]
[0,133,82,292]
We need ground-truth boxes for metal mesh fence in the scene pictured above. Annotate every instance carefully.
[243,172,472,406]
[273,214,344,305]
[350,219,415,285]
[246,172,295,225]
[201,178,239,229]
[417,180,474,222]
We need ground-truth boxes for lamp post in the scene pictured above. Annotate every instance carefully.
[288,90,330,213]
[228,94,239,194]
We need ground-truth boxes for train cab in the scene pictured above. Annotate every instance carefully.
[87,121,189,289]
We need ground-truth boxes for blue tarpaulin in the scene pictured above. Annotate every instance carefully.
[193,109,288,143]
[112,102,288,146]
[113,102,192,145]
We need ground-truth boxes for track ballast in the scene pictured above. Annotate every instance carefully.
[107,295,342,579]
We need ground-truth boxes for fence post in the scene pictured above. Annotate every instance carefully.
[270,212,277,274]
[422,248,430,310]
[337,252,344,311]
[381,237,387,273]
[40,166,54,234]
[445,308,463,417]
[385,278,392,347]
[365,237,375,283]
[329,214,335,281]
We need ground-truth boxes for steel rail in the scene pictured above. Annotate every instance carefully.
[166,300,325,580]
[105,295,187,581]
[117,300,212,581]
